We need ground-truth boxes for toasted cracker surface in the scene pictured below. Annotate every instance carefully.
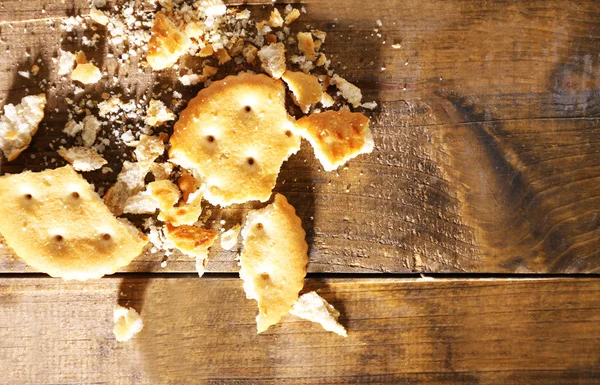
[147,12,191,70]
[0,165,147,280]
[240,194,308,333]
[281,71,322,113]
[294,110,374,171]
[169,73,300,206]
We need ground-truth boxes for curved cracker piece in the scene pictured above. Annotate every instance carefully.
[169,73,301,206]
[290,291,347,337]
[0,165,148,280]
[147,12,191,70]
[281,71,322,113]
[294,110,374,171]
[240,194,308,333]
[0,94,46,161]
[164,223,217,276]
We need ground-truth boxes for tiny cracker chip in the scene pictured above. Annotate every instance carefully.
[281,71,323,113]
[258,42,286,79]
[297,32,316,61]
[0,165,147,280]
[113,305,144,342]
[290,291,347,337]
[240,194,308,333]
[58,146,108,171]
[147,12,191,70]
[164,223,217,276]
[294,110,374,171]
[0,94,46,161]
[169,73,300,206]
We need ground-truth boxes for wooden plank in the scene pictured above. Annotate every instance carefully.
[0,277,598,384]
[0,0,598,273]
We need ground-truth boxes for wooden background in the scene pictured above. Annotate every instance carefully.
[0,0,598,384]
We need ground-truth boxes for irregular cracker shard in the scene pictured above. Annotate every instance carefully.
[81,115,102,147]
[134,135,165,164]
[169,73,300,206]
[57,49,76,75]
[290,291,347,337]
[331,75,362,108]
[294,110,374,171]
[145,99,175,127]
[89,7,109,26]
[164,223,217,277]
[113,305,144,342]
[282,71,323,113]
[0,94,46,161]
[147,12,191,70]
[220,224,241,250]
[240,194,308,333]
[258,42,286,79]
[297,32,316,61]
[0,165,148,280]
[71,63,102,84]
[104,161,151,216]
[58,146,108,171]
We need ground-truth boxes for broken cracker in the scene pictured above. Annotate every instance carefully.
[164,223,217,276]
[294,110,373,171]
[0,94,46,161]
[0,165,147,280]
[282,71,323,113]
[240,194,308,333]
[297,32,316,61]
[331,74,362,108]
[258,42,286,79]
[145,99,175,127]
[290,291,347,337]
[220,224,241,250]
[113,305,144,342]
[71,63,102,84]
[169,73,300,206]
[58,146,107,171]
[147,12,191,70]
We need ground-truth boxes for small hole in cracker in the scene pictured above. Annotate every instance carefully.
[102,233,111,241]
[285,130,292,137]
[24,193,32,200]
[244,106,252,112]
[247,157,255,165]
[71,192,80,199]
[54,235,64,242]
[255,223,263,230]
[207,135,215,143]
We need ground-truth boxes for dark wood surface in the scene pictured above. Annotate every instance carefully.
[1,277,598,384]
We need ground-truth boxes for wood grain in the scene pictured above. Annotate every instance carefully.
[0,0,598,273]
[0,277,598,384]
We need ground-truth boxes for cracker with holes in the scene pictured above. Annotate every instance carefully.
[240,194,308,333]
[0,165,148,280]
[169,73,301,206]
[294,110,374,171]
[147,12,191,70]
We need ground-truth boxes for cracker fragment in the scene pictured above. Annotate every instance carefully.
[258,42,286,79]
[243,44,259,65]
[57,49,76,75]
[164,223,217,276]
[240,194,308,333]
[284,8,301,25]
[0,165,147,280]
[290,291,347,337]
[331,74,362,108]
[297,32,316,61]
[282,71,322,113]
[145,99,175,127]
[89,7,109,26]
[71,63,102,84]
[269,8,284,28]
[220,223,240,250]
[58,146,108,171]
[294,110,373,171]
[147,12,191,70]
[0,94,46,161]
[113,305,144,342]
[81,115,102,147]
[169,73,300,206]
[134,135,165,164]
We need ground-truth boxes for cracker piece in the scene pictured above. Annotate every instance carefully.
[294,110,373,171]
[123,189,158,214]
[104,161,151,215]
[150,162,173,181]
[331,74,362,108]
[297,32,316,61]
[243,44,258,65]
[89,7,109,25]
[284,8,300,25]
[240,194,308,333]
[57,49,76,75]
[135,135,165,164]
[145,99,175,127]
[290,291,347,337]
[269,8,284,28]
[320,92,334,108]
[147,12,191,70]
[282,71,322,113]
[215,48,231,64]
[81,115,102,147]
[258,42,286,79]
[198,43,214,57]
[63,119,83,137]
[148,180,181,213]
[0,94,46,161]
[58,146,107,171]
[71,63,102,84]
[114,305,144,342]
[169,73,300,206]
[164,223,217,276]
[0,165,147,280]
[220,223,240,250]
